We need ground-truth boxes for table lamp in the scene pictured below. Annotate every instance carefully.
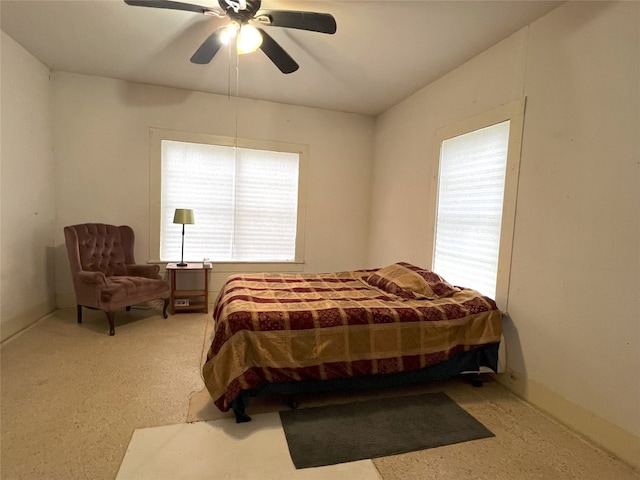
[173,208,195,267]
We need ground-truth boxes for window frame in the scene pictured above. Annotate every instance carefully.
[149,128,308,270]
[428,98,526,312]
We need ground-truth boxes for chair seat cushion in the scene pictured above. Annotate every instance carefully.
[100,276,170,309]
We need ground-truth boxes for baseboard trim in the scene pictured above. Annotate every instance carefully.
[1,298,56,343]
[496,369,640,470]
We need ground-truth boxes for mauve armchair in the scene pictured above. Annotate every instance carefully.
[64,223,170,335]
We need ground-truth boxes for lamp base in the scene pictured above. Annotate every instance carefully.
[176,262,188,267]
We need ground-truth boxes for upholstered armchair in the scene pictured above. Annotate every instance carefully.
[64,223,170,335]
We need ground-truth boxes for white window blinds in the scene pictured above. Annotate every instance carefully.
[433,120,510,298]
[160,140,300,262]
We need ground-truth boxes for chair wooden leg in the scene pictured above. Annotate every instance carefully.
[77,305,83,324]
[105,311,116,336]
[162,298,169,319]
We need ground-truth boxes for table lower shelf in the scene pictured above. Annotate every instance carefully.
[171,290,208,314]
[172,302,207,313]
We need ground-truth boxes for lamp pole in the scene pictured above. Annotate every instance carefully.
[178,223,187,266]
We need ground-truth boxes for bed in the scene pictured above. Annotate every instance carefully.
[202,262,502,422]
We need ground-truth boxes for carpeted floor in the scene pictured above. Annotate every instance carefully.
[1,307,208,480]
[2,308,639,480]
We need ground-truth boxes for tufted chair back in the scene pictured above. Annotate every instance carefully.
[64,223,170,335]
[65,223,136,277]
[65,223,135,276]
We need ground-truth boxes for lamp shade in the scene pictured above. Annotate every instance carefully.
[173,208,195,225]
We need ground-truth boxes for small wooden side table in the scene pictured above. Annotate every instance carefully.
[166,263,211,314]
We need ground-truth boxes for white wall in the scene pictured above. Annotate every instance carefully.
[51,72,374,304]
[370,1,639,467]
[0,32,56,341]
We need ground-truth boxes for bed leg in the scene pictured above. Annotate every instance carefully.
[233,407,252,423]
[231,392,252,423]
[463,373,484,387]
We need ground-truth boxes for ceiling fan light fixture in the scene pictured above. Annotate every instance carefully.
[220,22,239,45]
[237,24,263,54]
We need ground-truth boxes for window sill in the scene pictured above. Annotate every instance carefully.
[149,261,305,273]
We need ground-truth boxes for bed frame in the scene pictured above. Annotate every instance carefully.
[230,342,499,422]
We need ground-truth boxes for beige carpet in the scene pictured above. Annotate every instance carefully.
[2,308,639,480]
[1,307,209,480]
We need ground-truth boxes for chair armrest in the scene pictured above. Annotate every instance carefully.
[126,264,161,279]
[77,271,108,285]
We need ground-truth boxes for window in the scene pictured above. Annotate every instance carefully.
[149,129,307,265]
[434,121,510,298]
[430,99,525,311]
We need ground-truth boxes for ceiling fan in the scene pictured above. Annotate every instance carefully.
[124,0,337,74]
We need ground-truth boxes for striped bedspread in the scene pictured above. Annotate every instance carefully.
[202,268,502,412]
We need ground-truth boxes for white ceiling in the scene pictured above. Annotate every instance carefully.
[1,0,562,116]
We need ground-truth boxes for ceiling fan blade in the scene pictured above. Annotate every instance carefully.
[124,0,216,15]
[259,10,337,34]
[258,28,299,74]
[190,28,226,64]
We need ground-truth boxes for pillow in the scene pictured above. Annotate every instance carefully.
[364,263,427,299]
[365,262,460,299]
[414,268,461,298]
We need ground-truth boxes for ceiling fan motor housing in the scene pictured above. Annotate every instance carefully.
[219,0,261,22]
